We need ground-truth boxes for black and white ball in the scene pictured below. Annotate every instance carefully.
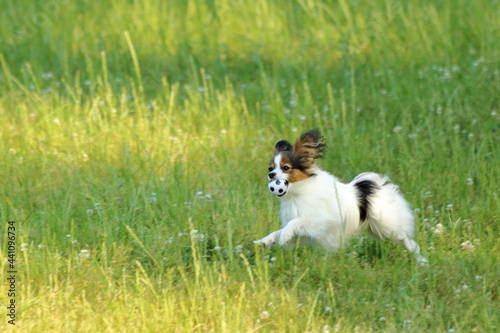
[268,179,289,196]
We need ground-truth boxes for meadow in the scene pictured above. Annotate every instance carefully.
[0,0,499,331]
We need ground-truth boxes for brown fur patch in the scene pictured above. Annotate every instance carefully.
[288,168,310,183]
[278,153,312,183]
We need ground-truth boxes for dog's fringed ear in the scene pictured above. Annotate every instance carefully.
[293,129,326,167]
[274,140,292,154]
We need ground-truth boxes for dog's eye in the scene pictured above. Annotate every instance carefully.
[268,167,273,172]
[283,166,290,171]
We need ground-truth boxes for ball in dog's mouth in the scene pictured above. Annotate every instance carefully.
[268,179,289,197]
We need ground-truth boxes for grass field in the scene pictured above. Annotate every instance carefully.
[0,0,499,331]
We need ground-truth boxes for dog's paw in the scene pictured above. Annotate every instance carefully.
[253,239,266,247]
[253,235,275,248]
[416,255,429,267]
[278,228,294,246]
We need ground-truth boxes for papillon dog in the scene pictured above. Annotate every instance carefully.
[254,129,427,264]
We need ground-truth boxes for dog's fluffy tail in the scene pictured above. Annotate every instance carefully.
[351,172,415,240]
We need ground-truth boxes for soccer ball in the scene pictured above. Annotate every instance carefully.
[268,179,289,196]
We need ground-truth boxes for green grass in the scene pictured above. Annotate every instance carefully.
[0,0,499,331]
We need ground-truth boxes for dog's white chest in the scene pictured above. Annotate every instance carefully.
[279,194,330,226]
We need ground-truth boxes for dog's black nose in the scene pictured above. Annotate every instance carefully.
[268,172,276,179]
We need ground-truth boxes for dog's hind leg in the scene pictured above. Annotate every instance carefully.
[401,236,428,265]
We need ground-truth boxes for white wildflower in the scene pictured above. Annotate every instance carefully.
[461,240,475,252]
[42,72,53,80]
[408,133,418,140]
[79,249,90,260]
[432,223,446,235]
[259,310,270,320]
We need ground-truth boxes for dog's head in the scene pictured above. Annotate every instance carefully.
[268,130,326,190]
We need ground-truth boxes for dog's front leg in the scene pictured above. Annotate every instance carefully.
[278,217,309,246]
[254,230,280,248]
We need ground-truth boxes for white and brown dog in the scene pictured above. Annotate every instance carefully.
[254,129,427,264]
